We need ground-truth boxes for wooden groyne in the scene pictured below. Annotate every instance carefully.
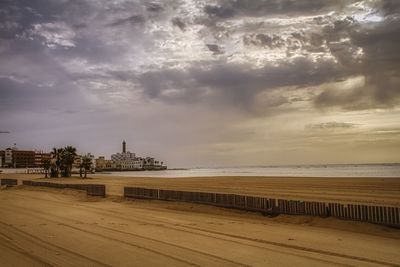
[1,178,18,186]
[22,180,106,197]
[124,187,400,227]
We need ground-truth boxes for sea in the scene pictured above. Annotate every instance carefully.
[95,164,400,178]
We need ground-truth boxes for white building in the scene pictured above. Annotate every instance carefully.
[111,152,136,162]
[109,141,166,170]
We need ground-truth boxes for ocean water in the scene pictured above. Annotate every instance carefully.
[96,164,400,178]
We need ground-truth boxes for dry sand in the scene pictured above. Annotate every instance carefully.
[2,173,400,206]
[1,173,399,266]
[1,186,400,266]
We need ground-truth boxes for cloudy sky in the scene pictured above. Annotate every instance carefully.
[1,0,399,167]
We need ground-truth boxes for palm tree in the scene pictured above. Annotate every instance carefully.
[42,158,51,178]
[62,146,77,177]
[81,155,92,178]
[50,147,62,178]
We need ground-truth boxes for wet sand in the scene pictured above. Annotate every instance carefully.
[2,173,400,206]
[1,186,400,266]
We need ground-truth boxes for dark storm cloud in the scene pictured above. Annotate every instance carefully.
[373,0,400,16]
[107,14,145,27]
[137,58,343,111]
[204,5,235,19]
[313,13,400,110]
[204,0,353,18]
[0,0,93,38]
[171,17,186,31]
[1,0,400,116]
[146,2,164,12]
[206,44,224,55]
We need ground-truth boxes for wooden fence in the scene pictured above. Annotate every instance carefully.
[1,178,18,186]
[22,180,106,197]
[124,187,400,227]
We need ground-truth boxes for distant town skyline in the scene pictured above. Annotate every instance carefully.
[1,0,400,167]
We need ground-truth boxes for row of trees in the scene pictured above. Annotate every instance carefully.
[42,146,92,178]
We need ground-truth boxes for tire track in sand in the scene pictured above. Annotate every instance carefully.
[15,191,395,267]
[0,221,111,267]
[5,191,353,266]
[0,205,246,267]
[5,190,378,266]
[0,234,53,266]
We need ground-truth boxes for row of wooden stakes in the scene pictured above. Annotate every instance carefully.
[124,187,400,227]
[2,178,398,227]
[1,179,105,197]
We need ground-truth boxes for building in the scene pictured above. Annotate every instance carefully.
[110,140,140,170]
[11,150,35,168]
[34,151,51,168]
[111,151,136,162]
[97,141,167,171]
[0,147,36,168]
[4,148,13,167]
[0,147,50,168]
[96,156,115,170]
[143,157,165,170]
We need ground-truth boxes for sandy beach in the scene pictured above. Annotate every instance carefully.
[2,173,400,206]
[1,185,400,266]
[3,0,400,265]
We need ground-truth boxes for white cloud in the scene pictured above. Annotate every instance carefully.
[30,22,76,48]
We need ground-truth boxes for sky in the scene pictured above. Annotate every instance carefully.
[0,0,399,167]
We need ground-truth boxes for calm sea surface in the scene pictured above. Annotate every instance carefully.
[97,164,400,178]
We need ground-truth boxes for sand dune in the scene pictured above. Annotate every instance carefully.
[1,186,400,266]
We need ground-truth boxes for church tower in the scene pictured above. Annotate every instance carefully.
[122,140,126,153]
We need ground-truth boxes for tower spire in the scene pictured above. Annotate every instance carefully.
[122,140,126,153]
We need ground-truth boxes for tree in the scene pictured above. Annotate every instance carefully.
[42,158,51,178]
[81,155,92,178]
[50,146,77,177]
[50,147,63,178]
[61,146,77,177]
